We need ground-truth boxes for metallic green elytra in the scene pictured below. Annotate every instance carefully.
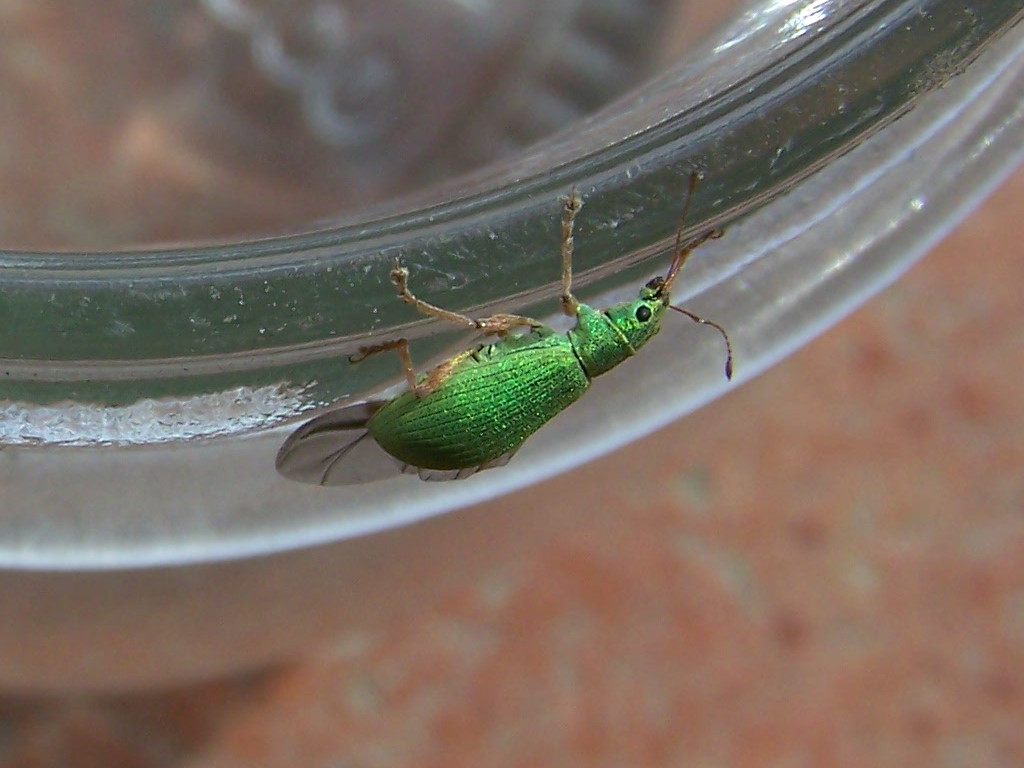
[276,173,733,485]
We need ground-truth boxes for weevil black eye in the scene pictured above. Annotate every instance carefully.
[635,305,652,322]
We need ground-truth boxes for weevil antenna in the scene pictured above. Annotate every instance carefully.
[669,304,734,380]
[664,171,701,290]
[663,172,726,295]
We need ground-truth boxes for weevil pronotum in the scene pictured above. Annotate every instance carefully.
[276,172,733,484]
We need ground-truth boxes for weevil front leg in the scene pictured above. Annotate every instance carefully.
[391,264,540,336]
[559,189,583,317]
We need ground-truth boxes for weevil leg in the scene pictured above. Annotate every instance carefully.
[391,264,480,330]
[559,189,583,317]
[392,263,541,336]
[349,337,419,392]
[419,348,475,396]
[475,312,543,335]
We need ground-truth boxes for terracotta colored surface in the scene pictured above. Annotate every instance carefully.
[1,167,1022,765]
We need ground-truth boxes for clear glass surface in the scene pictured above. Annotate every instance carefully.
[0,0,1022,689]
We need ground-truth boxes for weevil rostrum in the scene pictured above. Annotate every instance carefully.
[276,173,733,485]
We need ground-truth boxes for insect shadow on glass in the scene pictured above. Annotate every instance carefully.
[276,172,733,485]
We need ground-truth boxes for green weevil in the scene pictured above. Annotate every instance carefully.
[276,173,733,484]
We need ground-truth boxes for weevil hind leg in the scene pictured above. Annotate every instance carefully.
[391,262,541,336]
[349,337,418,392]
[559,189,583,317]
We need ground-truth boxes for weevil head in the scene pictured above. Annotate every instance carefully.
[603,275,672,352]
[614,255,734,382]
[605,221,714,351]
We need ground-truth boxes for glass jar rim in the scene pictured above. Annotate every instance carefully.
[2,0,1022,448]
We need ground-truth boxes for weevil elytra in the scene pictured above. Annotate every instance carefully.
[276,173,733,485]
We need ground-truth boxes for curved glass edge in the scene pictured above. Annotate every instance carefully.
[0,0,1020,446]
[2,19,1021,569]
